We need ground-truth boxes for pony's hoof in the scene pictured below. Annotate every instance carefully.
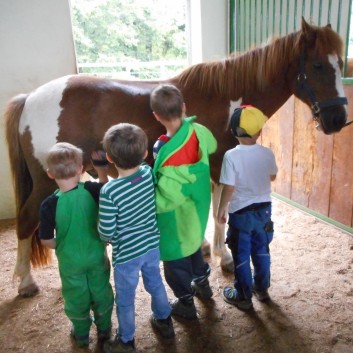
[221,261,234,273]
[201,242,211,257]
[18,283,39,297]
[220,258,234,273]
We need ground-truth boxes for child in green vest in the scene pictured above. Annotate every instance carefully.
[39,142,114,348]
[151,84,217,320]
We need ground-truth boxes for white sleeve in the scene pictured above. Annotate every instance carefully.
[269,150,278,175]
[219,152,236,186]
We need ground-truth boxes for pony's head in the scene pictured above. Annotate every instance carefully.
[288,18,349,134]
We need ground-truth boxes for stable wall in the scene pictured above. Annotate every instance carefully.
[261,84,353,229]
[0,0,77,219]
[0,0,228,219]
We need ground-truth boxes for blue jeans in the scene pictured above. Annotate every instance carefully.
[227,204,274,300]
[113,248,171,343]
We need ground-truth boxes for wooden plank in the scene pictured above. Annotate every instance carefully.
[290,99,316,207]
[262,97,294,198]
[328,85,353,226]
[307,124,333,217]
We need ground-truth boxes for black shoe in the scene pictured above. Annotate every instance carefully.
[150,314,175,338]
[191,280,213,300]
[252,287,270,302]
[169,298,197,320]
[70,326,89,347]
[103,336,136,353]
[98,326,112,343]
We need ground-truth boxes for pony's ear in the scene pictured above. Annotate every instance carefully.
[301,17,316,46]
[326,23,332,29]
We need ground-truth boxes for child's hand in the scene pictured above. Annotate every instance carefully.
[217,207,228,224]
[91,150,109,183]
[91,150,109,167]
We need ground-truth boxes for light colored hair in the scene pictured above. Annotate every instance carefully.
[46,142,83,179]
[103,123,147,169]
[150,84,184,121]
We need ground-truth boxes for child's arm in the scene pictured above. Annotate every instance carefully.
[91,150,109,184]
[216,184,234,224]
[41,238,56,249]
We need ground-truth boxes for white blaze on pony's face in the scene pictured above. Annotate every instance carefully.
[328,54,346,99]
[227,99,243,131]
[19,76,71,170]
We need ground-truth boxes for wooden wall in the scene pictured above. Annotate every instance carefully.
[261,84,353,229]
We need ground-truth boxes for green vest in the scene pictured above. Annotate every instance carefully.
[153,117,217,261]
[55,182,105,275]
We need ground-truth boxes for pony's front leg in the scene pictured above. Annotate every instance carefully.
[15,236,39,297]
[211,183,234,272]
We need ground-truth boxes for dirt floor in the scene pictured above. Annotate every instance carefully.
[1,198,353,353]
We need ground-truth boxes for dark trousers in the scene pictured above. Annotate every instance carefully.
[163,247,210,302]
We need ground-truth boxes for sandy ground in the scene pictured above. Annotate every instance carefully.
[1,198,353,353]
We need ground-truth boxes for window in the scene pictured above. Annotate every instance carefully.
[70,0,188,79]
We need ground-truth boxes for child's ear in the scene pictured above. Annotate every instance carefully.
[46,169,55,180]
[144,150,148,159]
[106,153,114,163]
[182,103,186,115]
[153,111,161,122]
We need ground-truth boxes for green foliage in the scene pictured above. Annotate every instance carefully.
[71,0,187,64]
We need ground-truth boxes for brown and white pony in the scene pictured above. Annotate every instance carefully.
[5,18,349,296]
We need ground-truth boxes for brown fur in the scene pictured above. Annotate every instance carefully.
[177,21,343,97]
[4,94,52,267]
[3,19,347,274]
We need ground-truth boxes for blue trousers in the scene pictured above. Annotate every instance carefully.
[227,204,274,300]
[113,248,171,343]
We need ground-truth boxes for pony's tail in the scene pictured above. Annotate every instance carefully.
[4,94,52,267]
[4,94,30,220]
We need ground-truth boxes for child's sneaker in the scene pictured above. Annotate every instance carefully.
[150,314,175,338]
[169,298,197,320]
[70,327,89,347]
[222,286,253,310]
[97,326,112,343]
[191,280,213,300]
[103,336,136,353]
[252,287,270,302]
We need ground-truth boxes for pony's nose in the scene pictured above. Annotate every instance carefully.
[332,111,347,129]
[320,108,347,133]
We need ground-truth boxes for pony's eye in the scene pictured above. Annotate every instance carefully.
[313,62,323,70]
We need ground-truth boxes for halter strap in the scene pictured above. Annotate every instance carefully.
[297,52,348,118]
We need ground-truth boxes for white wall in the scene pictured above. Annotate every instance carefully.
[0,0,228,220]
[0,0,77,219]
[188,0,228,63]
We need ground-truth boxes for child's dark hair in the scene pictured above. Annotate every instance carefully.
[103,123,148,169]
[150,84,184,120]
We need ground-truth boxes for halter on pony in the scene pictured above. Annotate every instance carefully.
[297,50,351,130]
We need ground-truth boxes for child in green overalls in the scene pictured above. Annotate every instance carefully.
[39,142,114,348]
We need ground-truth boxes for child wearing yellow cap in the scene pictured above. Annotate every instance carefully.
[216,105,278,310]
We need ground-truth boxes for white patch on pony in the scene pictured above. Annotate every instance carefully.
[19,76,72,170]
[226,99,243,130]
[328,54,346,98]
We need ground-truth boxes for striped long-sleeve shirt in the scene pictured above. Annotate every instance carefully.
[98,164,160,267]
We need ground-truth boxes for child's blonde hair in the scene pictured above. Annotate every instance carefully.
[46,142,83,179]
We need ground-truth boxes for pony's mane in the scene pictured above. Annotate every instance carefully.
[175,24,343,99]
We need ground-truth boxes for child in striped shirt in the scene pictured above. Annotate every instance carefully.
[98,123,174,353]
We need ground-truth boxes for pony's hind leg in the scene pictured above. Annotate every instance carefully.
[15,177,55,296]
[212,184,234,272]
[15,237,39,297]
